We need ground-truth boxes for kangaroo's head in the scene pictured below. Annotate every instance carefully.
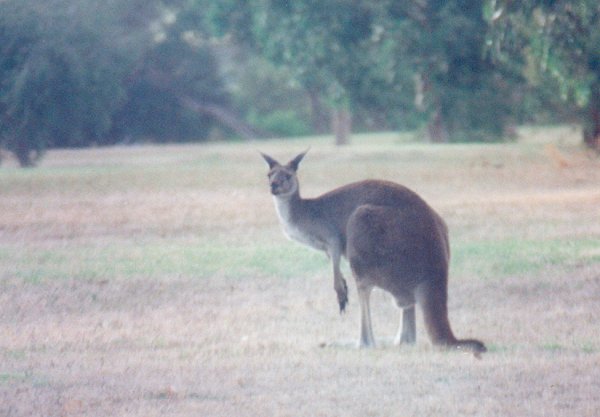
[260,150,307,197]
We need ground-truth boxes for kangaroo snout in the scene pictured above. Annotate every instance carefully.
[270,181,284,195]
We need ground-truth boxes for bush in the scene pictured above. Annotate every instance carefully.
[248,110,310,137]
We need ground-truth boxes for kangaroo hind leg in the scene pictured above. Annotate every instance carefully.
[394,304,416,345]
[357,285,375,348]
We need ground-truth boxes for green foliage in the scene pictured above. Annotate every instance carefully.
[387,0,521,142]
[489,0,600,148]
[228,54,313,137]
[4,0,600,167]
[0,0,134,165]
[207,0,523,142]
[0,0,231,165]
[111,17,229,143]
[248,110,310,137]
[249,0,374,107]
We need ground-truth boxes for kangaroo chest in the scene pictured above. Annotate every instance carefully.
[274,198,328,252]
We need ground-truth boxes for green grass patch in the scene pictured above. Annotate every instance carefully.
[1,238,328,283]
[4,236,598,284]
[451,237,600,279]
[578,343,598,354]
[0,372,29,384]
[541,343,566,352]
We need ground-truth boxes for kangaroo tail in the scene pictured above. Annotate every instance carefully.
[418,282,487,358]
[452,339,487,358]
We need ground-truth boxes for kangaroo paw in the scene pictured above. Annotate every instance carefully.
[336,279,348,313]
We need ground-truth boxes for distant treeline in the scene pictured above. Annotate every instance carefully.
[1,0,599,166]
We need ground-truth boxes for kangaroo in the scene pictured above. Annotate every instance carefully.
[261,151,486,357]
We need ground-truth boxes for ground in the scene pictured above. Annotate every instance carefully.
[1,127,600,416]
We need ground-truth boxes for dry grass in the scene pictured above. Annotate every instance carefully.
[1,128,600,416]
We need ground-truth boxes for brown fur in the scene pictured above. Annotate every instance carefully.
[262,151,486,356]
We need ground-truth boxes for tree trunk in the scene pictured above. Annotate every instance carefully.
[308,91,329,134]
[427,107,449,143]
[418,73,449,143]
[584,82,600,151]
[15,139,35,168]
[331,108,351,146]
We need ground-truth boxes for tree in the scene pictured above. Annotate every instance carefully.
[249,0,379,144]
[205,0,520,144]
[110,8,234,142]
[0,0,239,166]
[381,0,522,142]
[204,0,385,144]
[488,0,600,150]
[0,0,142,166]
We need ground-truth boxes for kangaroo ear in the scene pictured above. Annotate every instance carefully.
[287,148,309,171]
[260,152,280,169]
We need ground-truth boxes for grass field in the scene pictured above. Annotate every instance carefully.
[1,127,600,416]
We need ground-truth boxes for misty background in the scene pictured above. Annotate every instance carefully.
[1,0,599,167]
